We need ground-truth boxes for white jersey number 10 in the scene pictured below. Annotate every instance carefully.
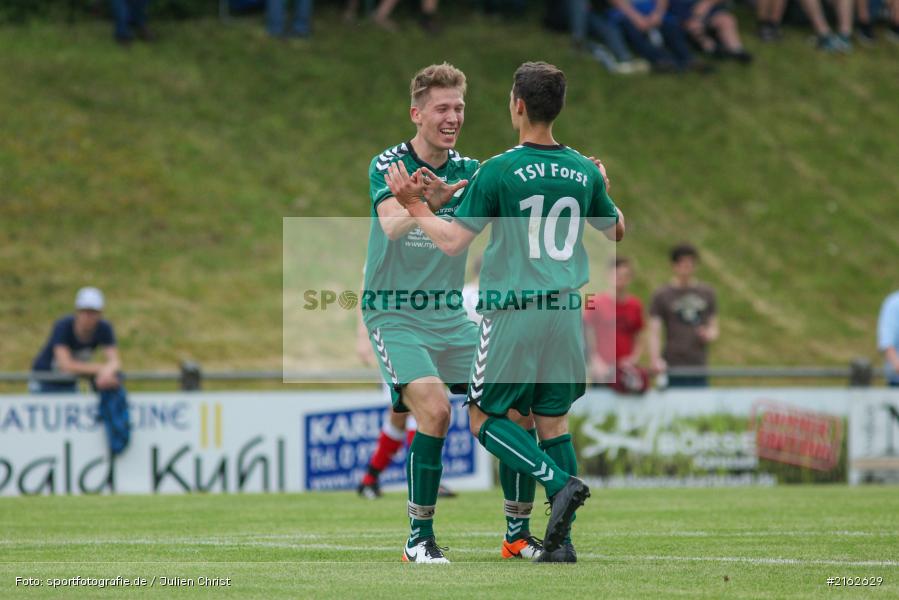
[519,195,580,261]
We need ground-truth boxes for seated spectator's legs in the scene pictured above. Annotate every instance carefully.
[291,0,313,36]
[569,0,590,46]
[588,11,636,62]
[110,0,131,40]
[372,0,400,30]
[798,0,833,36]
[129,0,148,33]
[756,0,786,39]
[267,0,287,35]
[707,9,752,58]
[618,16,674,65]
[660,16,694,67]
[833,0,853,37]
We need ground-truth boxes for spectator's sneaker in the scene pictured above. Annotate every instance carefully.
[371,15,398,32]
[135,27,157,42]
[542,477,590,553]
[758,22,780,42]
[687,60,716,74]
[533,540,577,563]
[724,48,754,64]
[357,481,381,499]
[614,59,651,75]
[437,484,457,498]
[886,25,899,44]
[402,537,450,564]
[501,535,544,559]
[629,58,652,73]
[815,34,843,52]
[588,43,619,72]
[419,13,442,34]
[835,33,853,52]
[856,22,875,43]
[651,59,678,74]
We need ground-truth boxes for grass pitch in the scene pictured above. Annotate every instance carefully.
[2,486,898,598]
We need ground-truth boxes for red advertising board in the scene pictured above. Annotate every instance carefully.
[750,400,843,471]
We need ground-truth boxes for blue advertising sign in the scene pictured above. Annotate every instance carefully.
[304,397,475,491]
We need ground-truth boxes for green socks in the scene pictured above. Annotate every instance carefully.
[500,428,538,542]
[541,434,579,543]
[478,417,569,498]
[406,431,444,545]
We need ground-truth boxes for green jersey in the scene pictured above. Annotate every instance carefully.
[453,143,618,306]
[363,141,480,328]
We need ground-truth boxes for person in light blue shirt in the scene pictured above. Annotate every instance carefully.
[877,290,899,387]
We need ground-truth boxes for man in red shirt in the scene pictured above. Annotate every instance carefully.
[584,257,647,392]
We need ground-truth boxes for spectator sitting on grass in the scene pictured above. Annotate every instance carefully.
[856,0,899,42]
[30,287,130,454]
[370,0,441,33]
[757,0,853,51]
[669,0,753,62]
[569,0,651,74]
[609,0,713,72]
[111,0,154,46]
[267,0,313,38]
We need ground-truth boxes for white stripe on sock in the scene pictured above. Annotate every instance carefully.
[485,430,536,468]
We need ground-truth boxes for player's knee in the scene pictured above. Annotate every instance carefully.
[535,415,568,440]
[419,400,451,431]
[467,405,488,437]
[508,408,534,430]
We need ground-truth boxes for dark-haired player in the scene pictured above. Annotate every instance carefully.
[386,61,625,562]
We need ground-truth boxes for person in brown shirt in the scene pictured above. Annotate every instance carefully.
[648,244,718,387]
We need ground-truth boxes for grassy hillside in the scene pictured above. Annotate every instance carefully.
[1,8,898,373]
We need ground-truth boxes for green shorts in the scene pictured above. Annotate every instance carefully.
[467,304,586,417]
[369,317,478,412]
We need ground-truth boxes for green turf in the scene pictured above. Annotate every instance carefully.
[1,7,898,375]
[2,486,898,598]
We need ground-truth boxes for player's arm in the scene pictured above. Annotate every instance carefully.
[356,288,375,365]
[407,201,476,256]
[386,161,476,256]
[375,172,464,240]
[605,207,625,242]
[586,159,625,241]
[376,198,419,241]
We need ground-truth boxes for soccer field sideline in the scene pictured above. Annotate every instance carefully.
[3,487,898,598]
[5,529,899,567]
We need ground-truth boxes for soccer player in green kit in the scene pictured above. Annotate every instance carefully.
[364,63,546,563]
[385,61,626,563]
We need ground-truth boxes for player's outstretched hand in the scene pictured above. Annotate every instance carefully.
[419,166,468,210]
[588,156,610,192]
[385,161,425,208]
